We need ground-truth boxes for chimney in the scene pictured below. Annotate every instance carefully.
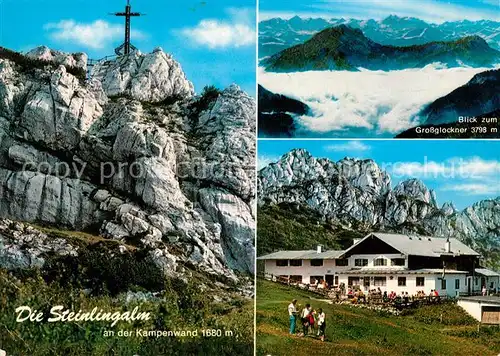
[445,237,451,253]
[317,245,323,254]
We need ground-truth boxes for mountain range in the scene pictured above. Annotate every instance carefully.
[262,25,500,72]
[259,15,500,58]
[258,149,500,269]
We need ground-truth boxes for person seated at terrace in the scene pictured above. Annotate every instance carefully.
[430,289,439,302]
[377,287,382,295]
[403,292,409,303]
[383,291,388,301]
[357,290,366,303]
[347,288,354,298]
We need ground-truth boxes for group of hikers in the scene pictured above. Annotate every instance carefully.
[287,299,326,341]
[344,287,443,304]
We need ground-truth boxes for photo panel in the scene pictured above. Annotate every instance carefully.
[258,0,500,138]
[0,1,256,355]
[256,139,500,354]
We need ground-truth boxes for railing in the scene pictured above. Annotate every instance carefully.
[86,54,121,81]
[87,54,120,67]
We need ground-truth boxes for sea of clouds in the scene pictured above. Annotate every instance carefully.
[258,64,495,137]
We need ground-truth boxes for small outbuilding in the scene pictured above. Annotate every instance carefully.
[458,296,500,324]
[472,268,500,294]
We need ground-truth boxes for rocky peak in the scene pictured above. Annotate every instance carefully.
[467,69,500,86]
[393,178,438,207]
[460,35,491,50]
[90,48,194,102]
[336,157,391,195]
[259,149,324,189]
[442,202,458,216]
[380,15,427,28]
[260,151,392,196]
[314,25,368,45]
[280,148,314,163]
[26,45,88,70]
[275,149,320,175]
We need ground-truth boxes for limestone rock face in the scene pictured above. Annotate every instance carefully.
[0,47,255,282]
[0,169,99,229]
[258,149,500,264]
[26,46,88,70]
[0,219,78,270]
[90,50,194,102]
[195,85,256,201]
[199,188,255,273]
[0,61,105,151]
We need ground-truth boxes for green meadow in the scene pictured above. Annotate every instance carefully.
[256,279,500,356]
[0,225,254,356]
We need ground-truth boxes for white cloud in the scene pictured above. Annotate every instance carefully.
[180,8,255,49]
[324,141,371,152]
[389,157,500,180]
[442,183,500,196]
[44,20,145,50]
[258,155,280,170]
[259,65,492,136]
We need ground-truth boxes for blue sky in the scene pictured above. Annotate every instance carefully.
[258,140,500,210]
[0,0,256,95]
[260,0,500,23]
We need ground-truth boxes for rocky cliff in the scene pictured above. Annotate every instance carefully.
[258,85,310,137]
[421,69,500,125]
[258,149,499,266]
[0,46,255,283]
